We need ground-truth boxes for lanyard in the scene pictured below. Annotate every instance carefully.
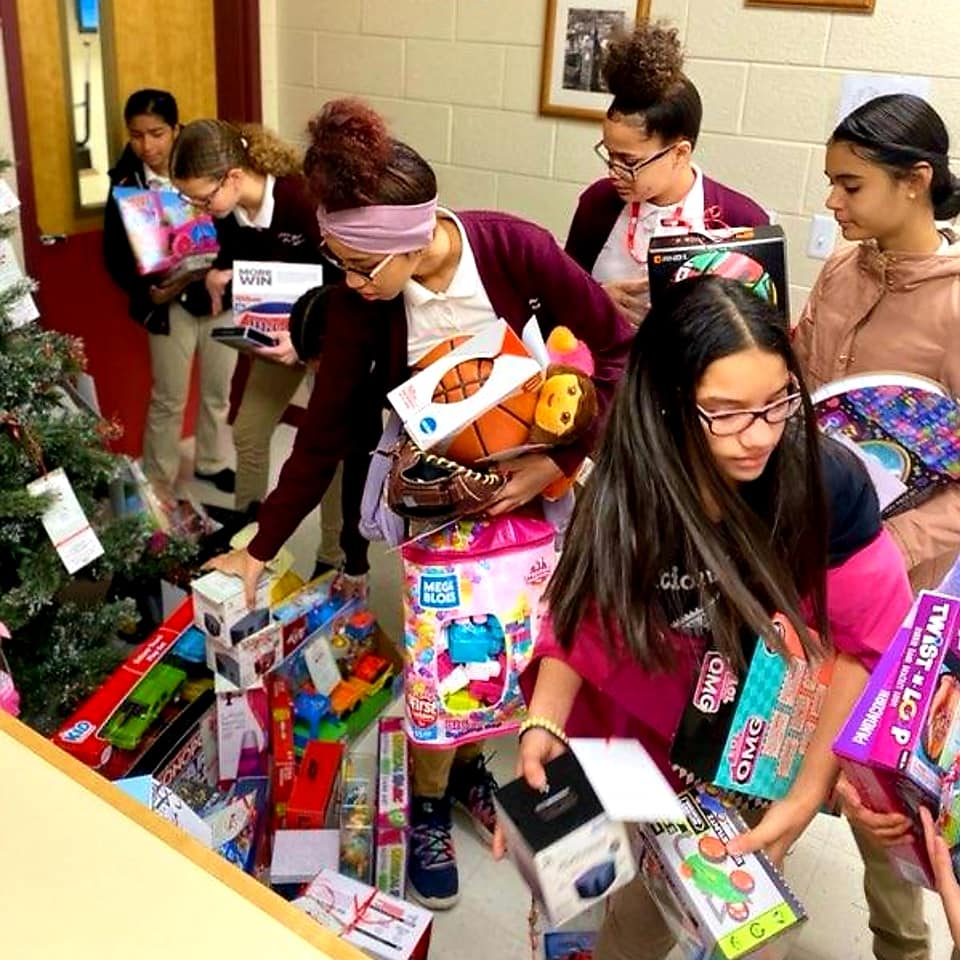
[624,201,686,266]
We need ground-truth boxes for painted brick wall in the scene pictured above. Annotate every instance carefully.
[261,0,960,311]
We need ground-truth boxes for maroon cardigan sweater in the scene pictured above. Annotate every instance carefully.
[249,210,635,571]
[565,176,770,275]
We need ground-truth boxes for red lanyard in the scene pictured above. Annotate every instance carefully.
[625,201,685,266]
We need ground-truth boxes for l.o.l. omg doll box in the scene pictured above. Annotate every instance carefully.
[834,591,960,886]
[401,516,556,748]
[637,788,806,960]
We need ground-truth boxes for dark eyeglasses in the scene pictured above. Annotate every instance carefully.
[593,141,681,181]
[178,174,227,210]
[319,242,394,283]
[697,391,804,437]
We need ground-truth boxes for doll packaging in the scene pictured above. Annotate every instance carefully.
[834,591,960,886]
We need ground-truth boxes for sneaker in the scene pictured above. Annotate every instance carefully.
[194,467,236,494]
[407,795,459,910]
[448,753,498,845]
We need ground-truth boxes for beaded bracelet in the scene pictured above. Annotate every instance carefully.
[518,715,569,746]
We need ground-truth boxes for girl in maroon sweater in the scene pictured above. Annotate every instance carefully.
[209,98,633,911]
[565,22,768,324]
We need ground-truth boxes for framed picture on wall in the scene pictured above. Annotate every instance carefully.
[745,0,874,10]
[540,0,652,120]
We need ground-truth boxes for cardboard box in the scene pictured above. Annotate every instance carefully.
[294,869,432,960]
[671,614,832,803]
[269,829,340,885]
[232,260,325,337]
[340,752,376,886]
[637,788,805,960]
[208,621,284,691]
[217,686,269,784]
[191,569,270,643]
[375,717,410,898]
[543,931,597,959]
[834,591,960,886]
[386,319,543,451]
[648,225,788,324]
[285,740,344,829]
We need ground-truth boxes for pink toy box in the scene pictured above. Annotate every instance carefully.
[401,516,556,748]
[834,591,960,886]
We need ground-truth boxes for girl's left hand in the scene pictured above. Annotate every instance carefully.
[485,454,563,517]
[254,330,300,366]
[726,792,820,869]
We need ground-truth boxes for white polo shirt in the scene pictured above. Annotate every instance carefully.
[234,173,276,229]
[404,209,498,365]
[592,165,706,284]
[143,164,172,191]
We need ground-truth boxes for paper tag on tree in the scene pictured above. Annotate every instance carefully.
[27,467,104,574]
[0,178,20,216]
[0,239,38,327]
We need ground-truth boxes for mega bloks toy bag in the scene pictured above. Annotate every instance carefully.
[401,516,557,748]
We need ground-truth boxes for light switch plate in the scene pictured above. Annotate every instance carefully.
[807,214,837,260]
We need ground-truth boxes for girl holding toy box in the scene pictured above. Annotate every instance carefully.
[796,93,960,960]
[499,277,916,960]
[103,89,236,498]
[794,93,960,593]
[207,98,634,911]
[170,120,345,575]
[564,22,769,325]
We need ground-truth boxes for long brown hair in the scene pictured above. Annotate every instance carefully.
[548,277,829,671]
[170,119,301,181]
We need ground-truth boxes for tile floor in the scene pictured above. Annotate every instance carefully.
[180,424,955,960]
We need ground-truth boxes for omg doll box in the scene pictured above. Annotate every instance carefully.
[387,318,543,451]
[230,260,325,337]
[637,788,806,960]
[670,614,832,803]
[834,591,960,886]
[648,225,788,325]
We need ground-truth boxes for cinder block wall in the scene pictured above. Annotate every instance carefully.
[261,0,960,310]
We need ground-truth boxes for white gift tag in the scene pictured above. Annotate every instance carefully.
[27,467,104,573]
[0,239,38,327]
[0,178,20,215]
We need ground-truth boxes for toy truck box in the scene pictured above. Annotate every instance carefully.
[834,591,960,886]
[637,788,806,960]
[648,225,788,325]
[671,613,832,803]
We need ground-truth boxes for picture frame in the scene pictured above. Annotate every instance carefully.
[745,0,875,11]
[540,0,652,121]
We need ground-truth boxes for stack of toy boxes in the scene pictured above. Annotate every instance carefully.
[834,591,960,886]
[375,717,410,898]
[637,788,806,960]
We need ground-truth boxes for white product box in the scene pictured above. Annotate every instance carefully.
[232,260,325,336]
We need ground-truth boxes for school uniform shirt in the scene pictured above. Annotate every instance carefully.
[404,209,498,364]
[247,209,636,571]
[565,175,770,278]
[519,438,913,790]
[591,165,706,285]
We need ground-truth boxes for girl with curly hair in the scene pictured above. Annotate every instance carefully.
[565,21,769,324]
[169,120,345,574]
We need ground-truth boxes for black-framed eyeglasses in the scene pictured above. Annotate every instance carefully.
[178,174,227,210]
[593,141,679,181]
[697,391,804,437]
[319,241,394,283]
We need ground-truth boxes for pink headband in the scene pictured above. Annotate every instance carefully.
[315,197,438,254]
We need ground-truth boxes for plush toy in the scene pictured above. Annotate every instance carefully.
[530,326,597,446]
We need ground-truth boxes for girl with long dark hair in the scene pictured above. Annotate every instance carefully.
[498,277,913,960]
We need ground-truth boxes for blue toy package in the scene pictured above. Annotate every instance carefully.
[671,614,832,803]
[543,931,597,959]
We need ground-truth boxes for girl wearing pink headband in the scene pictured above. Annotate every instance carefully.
[208,97,635,913]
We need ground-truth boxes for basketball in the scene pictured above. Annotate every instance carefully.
[416,338,539,465]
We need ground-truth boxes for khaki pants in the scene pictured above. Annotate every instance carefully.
[410,742,484,799]
[595,819,930,960]
[232,357,344,567]
[143,302,235,493]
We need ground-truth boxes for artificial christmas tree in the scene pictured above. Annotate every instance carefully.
[0,157,199,733]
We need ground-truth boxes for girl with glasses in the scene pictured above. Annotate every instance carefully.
[169,119,346,576]
[496,276,913,960]
[565,22,769,325]
[103,89,235,498]
[795,94,960,958]
[208,97,634,912]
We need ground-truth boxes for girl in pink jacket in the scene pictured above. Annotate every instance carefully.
[794,93,960,592]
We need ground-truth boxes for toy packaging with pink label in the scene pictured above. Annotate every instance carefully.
[400,516,556,747]
[834,591,960,886]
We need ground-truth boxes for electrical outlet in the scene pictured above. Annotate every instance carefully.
[807,214,837,260]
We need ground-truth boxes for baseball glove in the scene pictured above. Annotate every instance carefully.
[386,439,505,520]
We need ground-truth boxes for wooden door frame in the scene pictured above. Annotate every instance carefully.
[1,0,262,275]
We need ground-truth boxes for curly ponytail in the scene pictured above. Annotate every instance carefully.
[170,119,301,181]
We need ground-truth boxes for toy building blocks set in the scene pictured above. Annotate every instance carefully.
[637,789,806,960]
[834,591,960,886]
[671,613,832,803]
